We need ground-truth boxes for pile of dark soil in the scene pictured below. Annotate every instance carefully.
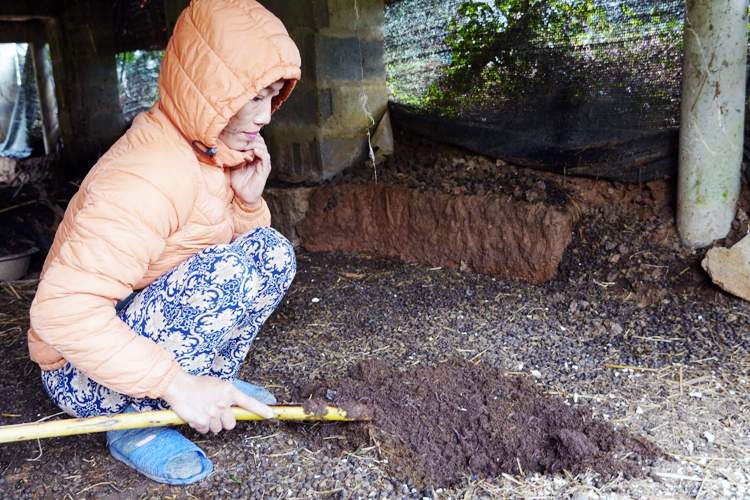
[297,360,662,488]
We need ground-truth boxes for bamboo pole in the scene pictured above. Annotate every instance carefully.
[0,405,364,444]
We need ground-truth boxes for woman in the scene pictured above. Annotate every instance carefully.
[27,0,301,484]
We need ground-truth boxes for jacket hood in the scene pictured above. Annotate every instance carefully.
[158,0,301,167]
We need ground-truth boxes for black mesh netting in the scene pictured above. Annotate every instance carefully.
[116,50,162,121]
[385,0,735,182]
[114,0,166,121]
[93,1,745,182]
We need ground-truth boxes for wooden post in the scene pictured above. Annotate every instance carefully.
[30,43,60,155]
[43,17,74,182]
[677,0,748,248]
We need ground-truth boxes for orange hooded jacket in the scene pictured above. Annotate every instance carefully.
[27,0,301,399]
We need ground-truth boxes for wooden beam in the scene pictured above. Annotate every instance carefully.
[42,17,73,181]
[0,0,60,19]
[0,20,46,44]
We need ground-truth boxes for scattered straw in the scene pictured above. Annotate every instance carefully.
[77,481,119,494]
[25,439,43,461]
[0,200,36,215]
[604,363,662,372]
[2,283,22,300]
[652,472,717,483]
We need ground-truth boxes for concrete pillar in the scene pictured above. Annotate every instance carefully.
[263,0,387,184]
[677,0,748,248]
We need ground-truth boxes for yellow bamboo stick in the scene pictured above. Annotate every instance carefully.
[0,405,363,444]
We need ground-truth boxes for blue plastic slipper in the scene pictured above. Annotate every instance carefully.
[106,408,213,485]
[233,379,277,405]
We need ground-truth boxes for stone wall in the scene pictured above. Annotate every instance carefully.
[263,0,388,184]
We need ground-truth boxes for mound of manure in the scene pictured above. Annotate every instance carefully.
[296,360,662,488]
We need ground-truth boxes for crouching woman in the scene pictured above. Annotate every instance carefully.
[27,0,301,484]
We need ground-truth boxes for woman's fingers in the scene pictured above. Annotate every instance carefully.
[190,420,210,434]
[245,156,270,182]
[209,416,223,434]
[253,152,271,177]
[239,162,259,179]
[220,408,237,431]
[250,140,271,169]
[255,145,269,160]
[186,407,236,435]
[253,153,270,174]
[228,135,271,205]
[232,388,274,419]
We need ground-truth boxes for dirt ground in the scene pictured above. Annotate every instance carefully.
[1,138,749,498]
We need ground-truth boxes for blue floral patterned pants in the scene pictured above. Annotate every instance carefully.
[41,227,296,417]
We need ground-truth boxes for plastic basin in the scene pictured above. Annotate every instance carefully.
[0,247,38,281]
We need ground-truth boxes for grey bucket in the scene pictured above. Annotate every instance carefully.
[0,247,38,281]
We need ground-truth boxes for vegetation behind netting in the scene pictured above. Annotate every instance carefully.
[386,0,684,130]
[116,50,163,121]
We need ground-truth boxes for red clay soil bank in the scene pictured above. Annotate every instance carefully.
[297,184,573,284]
[298,361,661,488]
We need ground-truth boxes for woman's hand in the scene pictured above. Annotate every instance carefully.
[230,135,271,209]
[162,371,274,434]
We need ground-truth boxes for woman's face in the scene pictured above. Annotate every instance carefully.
[219,80,285,151]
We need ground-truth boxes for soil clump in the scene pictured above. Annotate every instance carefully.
[297,360,662,488]
[298,183,573,283]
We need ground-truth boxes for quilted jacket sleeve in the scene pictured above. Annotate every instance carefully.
[230,195,271,239]
[29,148,196,399]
